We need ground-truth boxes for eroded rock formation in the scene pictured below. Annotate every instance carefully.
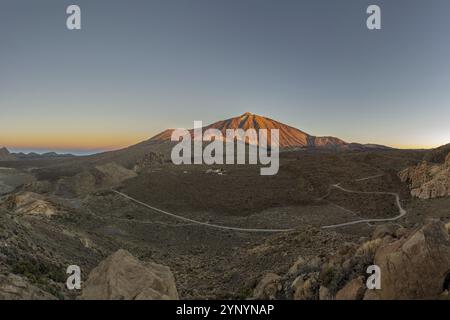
[399,153,450,199]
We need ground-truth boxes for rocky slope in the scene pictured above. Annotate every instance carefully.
[133,151,165,173]
[399,152,450,199]
[373,221,450,299]
[53,162,137,197]
[0,274,57,300]
[253,220,450,300]
[424,143,450,163]
[1,192,59,217]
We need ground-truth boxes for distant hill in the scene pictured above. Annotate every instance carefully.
[14,152,75,159]
[0,147,16,161]
[0,147,75,161]
[424,143,450,163]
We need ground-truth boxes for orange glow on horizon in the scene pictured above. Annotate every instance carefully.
[0,132,151,152]
[1,134,444,153]
[390,144,441,150]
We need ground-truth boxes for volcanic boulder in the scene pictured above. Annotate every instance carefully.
[80,249,179,300]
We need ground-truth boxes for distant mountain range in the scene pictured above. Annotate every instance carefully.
[1,112,394,164]
[0,147,75,161]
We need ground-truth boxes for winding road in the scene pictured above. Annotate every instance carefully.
[112,173,408,232]
[112,190,296,233]
[321,179,407,229]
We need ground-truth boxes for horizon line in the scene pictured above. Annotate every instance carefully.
[4,143,441,157]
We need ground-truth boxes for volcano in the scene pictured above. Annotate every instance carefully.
[149,112,347,149]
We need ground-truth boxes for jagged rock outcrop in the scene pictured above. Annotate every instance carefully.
[373,220,450,299]
[0,274,56,300]
[259,221,450,300]
[399,153,450,199]
[80,249,179,300]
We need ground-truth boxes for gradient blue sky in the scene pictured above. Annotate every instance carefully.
[1,0,449,154]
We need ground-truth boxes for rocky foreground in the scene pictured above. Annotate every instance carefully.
[79,249,179,300]
[253,220,450,300]
[2,220,448,300]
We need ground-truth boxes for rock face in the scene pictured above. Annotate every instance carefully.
[0,274,56,300]
[399,153,450,199]
[80,249,179,300]
[374,221,450,299]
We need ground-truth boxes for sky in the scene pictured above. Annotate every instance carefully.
[1,0,449,154]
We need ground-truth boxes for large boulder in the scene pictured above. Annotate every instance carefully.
[374,221,450,299]
[80,249,179,300]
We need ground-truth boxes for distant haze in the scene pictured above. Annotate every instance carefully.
[1,0,449,154]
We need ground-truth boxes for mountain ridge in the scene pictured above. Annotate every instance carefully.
[149,112,347,149]
[0,147,75,161]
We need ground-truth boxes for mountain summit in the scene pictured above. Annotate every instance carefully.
[150,112,347,149]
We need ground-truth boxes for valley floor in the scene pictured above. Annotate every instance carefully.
[1,149,449,299]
